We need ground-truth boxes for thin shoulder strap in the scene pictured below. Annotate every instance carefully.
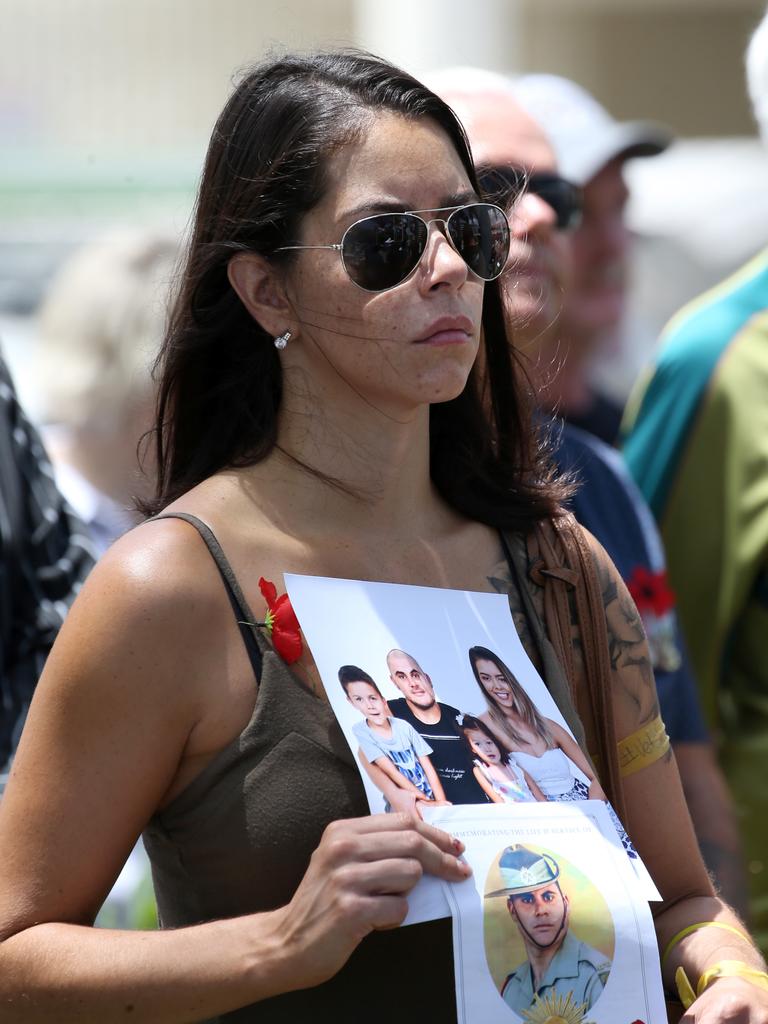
[149,512,264,682]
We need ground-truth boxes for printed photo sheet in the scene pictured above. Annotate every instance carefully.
[431,801,666,1024]
[285,574,660,926]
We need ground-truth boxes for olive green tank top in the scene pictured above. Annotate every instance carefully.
[142,513,588,1023]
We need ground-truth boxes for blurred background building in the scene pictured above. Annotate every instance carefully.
[2,0,767,407]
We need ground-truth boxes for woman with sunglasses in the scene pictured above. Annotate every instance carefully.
[0,51,765,1024]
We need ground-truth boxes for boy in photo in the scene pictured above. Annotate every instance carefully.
[338,665,449,807]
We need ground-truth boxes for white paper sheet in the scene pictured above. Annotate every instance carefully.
[286,573,660,927]
[430,802,667,1024]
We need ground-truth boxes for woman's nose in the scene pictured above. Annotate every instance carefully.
[420,221,469,289]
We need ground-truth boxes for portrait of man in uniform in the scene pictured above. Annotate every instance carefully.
[486,845,612,1020]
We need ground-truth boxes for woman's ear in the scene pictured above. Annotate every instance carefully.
[227,253,296,340]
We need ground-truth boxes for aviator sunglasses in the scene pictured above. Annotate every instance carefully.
[275,202,510,293]
[477,166,583,232]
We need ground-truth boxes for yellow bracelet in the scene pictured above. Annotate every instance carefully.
[675,960,768,1009]
[662,920,752,967]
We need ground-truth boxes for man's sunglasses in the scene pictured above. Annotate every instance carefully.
[275,202,510,293]
[477,166,583,232]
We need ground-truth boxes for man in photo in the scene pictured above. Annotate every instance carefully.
[338,665,447,806]
[488,845,611,1017]
[386,648,489,804]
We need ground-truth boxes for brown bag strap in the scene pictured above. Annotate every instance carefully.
[501,533,591,760]
[508,514,626,820]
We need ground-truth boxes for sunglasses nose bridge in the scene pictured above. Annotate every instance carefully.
[419,215,471,280]
[421,215,450,240]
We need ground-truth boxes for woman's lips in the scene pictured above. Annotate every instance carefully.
[416,329,470,346]
[414,315,474,345]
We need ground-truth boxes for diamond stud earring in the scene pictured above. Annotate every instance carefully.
[274,330,292,350]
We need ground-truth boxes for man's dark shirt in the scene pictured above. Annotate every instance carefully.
[388,697,489,804]
[565,389,623,447]
[555,421,707,744]
[0,355,95,781]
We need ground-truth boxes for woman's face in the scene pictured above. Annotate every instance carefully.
[476,657,516,710]
[280,112,486,418]
[465,728,501,764]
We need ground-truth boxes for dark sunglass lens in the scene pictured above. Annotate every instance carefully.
[448,204,510,281]
[530,176,582,231]
[341,213,427,291]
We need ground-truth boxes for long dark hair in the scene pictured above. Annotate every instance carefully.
[143,49,566,528]
[468,645,554,748]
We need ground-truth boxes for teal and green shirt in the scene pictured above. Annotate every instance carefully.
[623,248,768,950]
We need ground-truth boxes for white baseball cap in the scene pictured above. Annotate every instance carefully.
[513,73,672,185]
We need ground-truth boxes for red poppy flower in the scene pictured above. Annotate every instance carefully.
[627,566,676,618]
[258,577,303,664]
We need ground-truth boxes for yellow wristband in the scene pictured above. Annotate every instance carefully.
[662,920,752,967]
[675,966,697,1010]
[697,960,768,998]
[617,714,670,777]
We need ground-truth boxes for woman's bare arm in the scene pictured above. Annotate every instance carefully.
[0,522,468,1022]
[520,767,547,802]
[586,532,768,1019]
[547,719,607,799]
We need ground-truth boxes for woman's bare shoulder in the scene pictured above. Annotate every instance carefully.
[40,515,237,711]
[88,514,225,611]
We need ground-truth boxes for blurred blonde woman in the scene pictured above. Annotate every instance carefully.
[36,231,177,552]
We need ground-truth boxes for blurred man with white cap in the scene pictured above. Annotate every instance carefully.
[426,67,578,411]
[623,7,768,953]
[515,74,672,443]
[430,65,747,915]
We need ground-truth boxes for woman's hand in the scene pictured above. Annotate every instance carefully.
[682,977,768,1022]
[272,813,470,990]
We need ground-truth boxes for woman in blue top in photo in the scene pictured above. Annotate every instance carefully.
[0,50,764,1023]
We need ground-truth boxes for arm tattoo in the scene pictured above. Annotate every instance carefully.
[593,543,658,725]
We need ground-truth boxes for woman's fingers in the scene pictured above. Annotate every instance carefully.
[319,814,470,882]
[276,813,470,989]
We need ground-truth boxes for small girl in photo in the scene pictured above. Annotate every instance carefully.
[458,714,546,804]
[339,665,448,806]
